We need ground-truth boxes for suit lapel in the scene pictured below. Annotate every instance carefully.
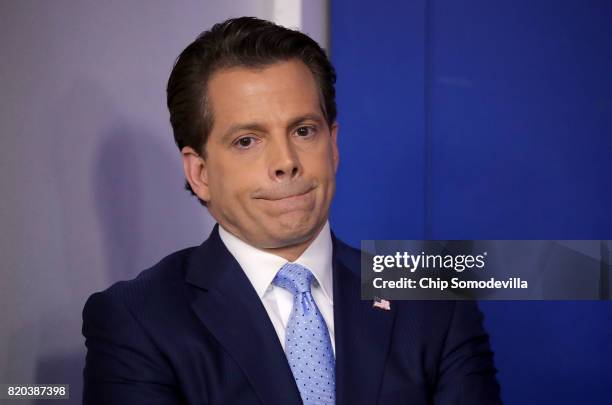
[184,225,302,405]
[333,237,397,405]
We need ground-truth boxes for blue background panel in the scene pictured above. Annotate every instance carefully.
[430,0,612,240]
[330,0,427,244]
[331,0,612,403]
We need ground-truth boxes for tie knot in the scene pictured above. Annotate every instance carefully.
[273,263,314,295]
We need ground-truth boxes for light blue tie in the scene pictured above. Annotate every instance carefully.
[273,263,336,405]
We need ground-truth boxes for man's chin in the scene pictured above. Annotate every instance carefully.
[260,215,323,248]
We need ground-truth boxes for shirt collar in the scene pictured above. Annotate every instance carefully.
[218,221,334,303]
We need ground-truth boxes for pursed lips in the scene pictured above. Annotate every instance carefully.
[253,183,317,205]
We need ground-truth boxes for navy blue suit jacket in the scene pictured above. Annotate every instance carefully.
[82,225,501,404]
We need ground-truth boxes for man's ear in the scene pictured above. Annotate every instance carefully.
[330,122,340,173]
[181,146,210,202]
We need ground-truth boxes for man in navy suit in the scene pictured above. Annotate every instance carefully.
[82,17,501,404]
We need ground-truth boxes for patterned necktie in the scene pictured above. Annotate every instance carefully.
[273,263,336,405]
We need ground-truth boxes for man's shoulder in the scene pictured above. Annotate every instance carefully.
[83,245,199,322]
[332,234,361,272]
[107,246,195,294]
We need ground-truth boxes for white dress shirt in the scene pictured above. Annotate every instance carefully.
[218,222,335,354]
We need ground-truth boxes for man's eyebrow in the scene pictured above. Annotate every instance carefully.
[286,114,326,130]
[221,122,267,143]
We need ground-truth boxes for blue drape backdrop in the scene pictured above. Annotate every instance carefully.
[330,1,612,403]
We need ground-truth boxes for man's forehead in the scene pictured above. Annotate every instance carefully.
[206,60,325,128]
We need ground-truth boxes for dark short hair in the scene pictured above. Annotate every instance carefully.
[166,16,337,205]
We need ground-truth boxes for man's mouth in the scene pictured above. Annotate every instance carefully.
[253,182,317,201]
[268,187,314,201]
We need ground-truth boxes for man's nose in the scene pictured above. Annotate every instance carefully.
[268,137,301,181]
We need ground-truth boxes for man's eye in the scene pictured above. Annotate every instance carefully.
[295,126,316,137]
[234,136,256,148]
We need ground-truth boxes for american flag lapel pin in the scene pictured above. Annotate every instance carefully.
[373,297,391,311]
